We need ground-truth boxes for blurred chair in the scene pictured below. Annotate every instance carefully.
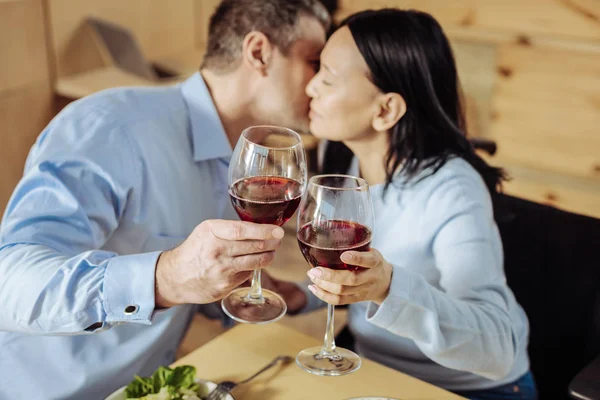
[494,194,600,400]
[54,17,199,101]
[469,137,497,156]
[87,17,160,81]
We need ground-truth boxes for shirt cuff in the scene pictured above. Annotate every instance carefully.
[365,265,412,329]
[103,251,161,324]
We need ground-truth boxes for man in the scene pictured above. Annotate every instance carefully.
[0,0,329,398]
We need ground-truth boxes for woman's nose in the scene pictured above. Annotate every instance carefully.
[305,77,318,98]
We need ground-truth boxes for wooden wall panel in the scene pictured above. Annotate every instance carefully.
[194,0,220,50]
[338,0,600,43]
[0,0,49,92]
[47,0,196,77]
[0,84,55,210]
[0,0,54,214]
[501,165,600,219]
[489,44,600,180]
[452,41,497,137]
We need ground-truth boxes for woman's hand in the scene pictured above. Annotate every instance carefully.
[307,248,393,306]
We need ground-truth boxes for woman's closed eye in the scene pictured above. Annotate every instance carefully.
[318,70,334,86]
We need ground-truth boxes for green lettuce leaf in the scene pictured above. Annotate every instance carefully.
[125,365,199,399]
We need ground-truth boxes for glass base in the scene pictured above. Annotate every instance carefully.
[296,346,361,376]
[221,287,287,324]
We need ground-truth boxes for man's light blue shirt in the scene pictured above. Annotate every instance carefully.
[0,73,235,399]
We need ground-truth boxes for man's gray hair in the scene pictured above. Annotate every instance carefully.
[201,0,331,72]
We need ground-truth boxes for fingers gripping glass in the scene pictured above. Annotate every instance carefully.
[221,126,308,324]
[296,175,374,376]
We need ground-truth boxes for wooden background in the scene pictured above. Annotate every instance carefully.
[335,0,600,219]
[0,0,54,215]
[1,0,599,218]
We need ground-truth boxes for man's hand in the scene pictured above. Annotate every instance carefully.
[155,220,284,308]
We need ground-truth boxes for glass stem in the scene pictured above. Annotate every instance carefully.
[247,269,263,300]
[322,304,337,354]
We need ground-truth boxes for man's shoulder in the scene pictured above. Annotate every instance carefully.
[30,85,187,165]
[61,84,186,130]
[52,84,186,142]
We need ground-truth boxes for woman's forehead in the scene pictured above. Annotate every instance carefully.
[321,27,370,75]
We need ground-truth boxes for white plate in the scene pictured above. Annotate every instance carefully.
[104,378,235,400]
[345,397,401,400]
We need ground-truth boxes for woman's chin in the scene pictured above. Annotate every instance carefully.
[308,119,327,139]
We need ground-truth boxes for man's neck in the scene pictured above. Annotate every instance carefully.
[200,69,258,148]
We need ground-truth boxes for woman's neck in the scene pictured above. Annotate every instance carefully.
[344,132,389,186]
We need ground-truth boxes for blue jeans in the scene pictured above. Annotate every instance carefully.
[453,371,538,400]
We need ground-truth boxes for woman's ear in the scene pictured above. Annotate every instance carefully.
[372,93,406,132]
[242,31,273,75]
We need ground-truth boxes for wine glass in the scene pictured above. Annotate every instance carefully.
[296,174,374,376]
[221,125,307,324]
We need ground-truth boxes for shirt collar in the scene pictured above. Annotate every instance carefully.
[181,72,232,162]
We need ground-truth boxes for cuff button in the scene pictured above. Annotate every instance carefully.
[124,304,139,315]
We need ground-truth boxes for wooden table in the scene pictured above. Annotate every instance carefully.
[172,322,465,400]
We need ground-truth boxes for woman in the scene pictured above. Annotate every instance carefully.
[273,8,538,400]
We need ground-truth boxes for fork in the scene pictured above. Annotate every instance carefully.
[205,355,293,400]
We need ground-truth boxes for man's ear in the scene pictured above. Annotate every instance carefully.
[242,31,273,75]
[372,92,406,132]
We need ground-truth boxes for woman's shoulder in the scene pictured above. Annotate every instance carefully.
[386,157,493,211]
[428,157,494,212]
[392,157,486,192]
[432,157,486,187]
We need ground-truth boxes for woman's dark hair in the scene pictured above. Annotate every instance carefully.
[335,9,506,194]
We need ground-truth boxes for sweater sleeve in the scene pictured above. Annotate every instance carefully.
[364,173,518,380]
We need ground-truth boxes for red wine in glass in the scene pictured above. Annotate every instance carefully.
[229,176,302,226]
[297,220,371,271]
[295,174,372,376]
[222,125,307,325]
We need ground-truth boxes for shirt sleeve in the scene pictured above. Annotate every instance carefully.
[0,105,159,334]
[365,173,518,380]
